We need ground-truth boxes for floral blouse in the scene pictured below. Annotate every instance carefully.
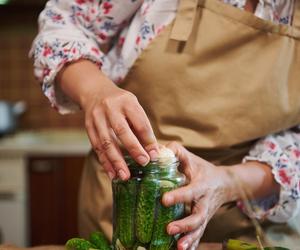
[30,0,299,223]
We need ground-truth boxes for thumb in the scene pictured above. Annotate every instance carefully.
[166,141,189,165]
[166,141,192,178]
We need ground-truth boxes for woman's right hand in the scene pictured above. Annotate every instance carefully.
[57,60,159,180]
[82,81,159,181]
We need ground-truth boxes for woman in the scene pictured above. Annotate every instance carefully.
[31,0,300,249]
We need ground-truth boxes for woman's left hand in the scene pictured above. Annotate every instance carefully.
[162,142,236,250]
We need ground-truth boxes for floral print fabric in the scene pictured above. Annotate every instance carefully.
[30,0,299,222]
[241,128,300,222]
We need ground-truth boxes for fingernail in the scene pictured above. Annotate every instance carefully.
[149,149,159,161]
[118,169,127,180]
[108,171,115,180]
[137,155,149,166]
[163,194,173,206]
[169,225,180,235]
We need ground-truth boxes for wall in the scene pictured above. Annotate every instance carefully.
[0,4,84,130]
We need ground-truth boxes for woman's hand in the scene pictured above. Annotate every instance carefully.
[57,60,159,180]
[162,142,280,250]
[162,142,236,250]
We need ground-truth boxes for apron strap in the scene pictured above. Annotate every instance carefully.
[293,0,300,29]
[171,0,300,41]
[170,0,199,41]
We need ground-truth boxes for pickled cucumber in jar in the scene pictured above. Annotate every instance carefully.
[112,148,185,250]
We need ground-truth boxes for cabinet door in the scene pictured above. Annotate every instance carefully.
[28,156,85,246]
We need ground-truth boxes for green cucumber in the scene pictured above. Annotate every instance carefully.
[264,247,290,250]
[174,203,185,220]
[149,181,176,250]
[223,239,257,250]
[160,180,184,221]
[136,178,160,244]
[224,239,290,250]
[149,245,170,250]
[263,248,290,250]
[65,238,97,250]
[89,231,111,250]
[118,179,137,248]
[112,180,120,245]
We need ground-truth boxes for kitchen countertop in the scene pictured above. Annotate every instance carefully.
[0,129,91,157]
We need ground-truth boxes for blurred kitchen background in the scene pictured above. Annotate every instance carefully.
[0,0,89,247]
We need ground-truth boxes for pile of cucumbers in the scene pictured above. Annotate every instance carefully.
[66,231,111,250]
[65,235,291,250]
[113,172,185,250]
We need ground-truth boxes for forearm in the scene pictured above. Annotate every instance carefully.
[56,59,116,110]
[222,161,280,203]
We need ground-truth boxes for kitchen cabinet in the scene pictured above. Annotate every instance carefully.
[0,156,28,247]
[0,130,90,247]
[28,156,85,246]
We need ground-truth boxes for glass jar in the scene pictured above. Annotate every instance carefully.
[112,155,186,250]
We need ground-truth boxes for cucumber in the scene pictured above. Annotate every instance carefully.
[136,178,160,244]
[223,239,257,250]
[224,239,290,250]
[174,203,185,220]
[149,181,176,250]
[66,238,97,250]
[112,180,120,245]
[263,248,290,250]
[118,179,137,248]
[160,180,184,220]
[89,231,111,250]
[264,247,290,250]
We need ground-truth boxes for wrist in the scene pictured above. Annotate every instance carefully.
[78,76,113,111]
[222,161,280,203]
[218,166,240,203]
[56,59,116,110]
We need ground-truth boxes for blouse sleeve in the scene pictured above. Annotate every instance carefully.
[30,0,142,114]
[240,126,300,223]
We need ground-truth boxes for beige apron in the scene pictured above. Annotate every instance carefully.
[78,0,300,248]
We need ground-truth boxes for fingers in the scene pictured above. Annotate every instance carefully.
[163,184,204,207]
[166,141,190,165]
[166,141,193,179]
[167,207,206,235]
[177,224,206,250]
[171,198,210,250]
[163,185,194,206]
[108,113,150,166]
[85,120,116,179]
[97,152,116,180]
[84,87,159,179]
[189,237,200,250]
[124,99,159,160]
[92,110,130,180]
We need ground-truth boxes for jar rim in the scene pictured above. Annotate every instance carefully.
[124,155,179,170]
